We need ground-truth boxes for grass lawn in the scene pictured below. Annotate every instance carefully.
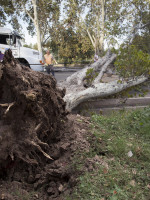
[67,107,150,200]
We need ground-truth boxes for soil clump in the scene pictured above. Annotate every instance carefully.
[0,50,91,199]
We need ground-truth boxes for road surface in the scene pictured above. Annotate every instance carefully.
[55,72,74,82]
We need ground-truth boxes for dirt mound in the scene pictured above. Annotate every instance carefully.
[0,50,91,199]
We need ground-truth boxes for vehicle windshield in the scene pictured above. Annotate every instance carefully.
[0,34,23,46]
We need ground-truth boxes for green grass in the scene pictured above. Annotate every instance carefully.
[66,107,150,200]
[10,189,37,200]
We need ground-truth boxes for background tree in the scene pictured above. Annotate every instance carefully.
[1,0,61,53]
[46,23,94,64]
[1,0,149,65]
[0,0,16,27]
[63,0,126,56]
[128,0,150,53]
[114,0,150,79]
[63,0,149,56]
[42,0,94,64]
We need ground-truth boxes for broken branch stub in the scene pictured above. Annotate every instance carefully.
[93,53,117,84]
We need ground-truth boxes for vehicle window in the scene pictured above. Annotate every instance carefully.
[0,35,8,44]
[0,35,14,45]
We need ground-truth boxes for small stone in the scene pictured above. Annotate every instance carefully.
[35,174,41,179]
[1,194,5,200]
[34,194,39,198]
[147,184,150,189]
[127,151,133,157]
[130,180,136,187]
[58,184,64,192]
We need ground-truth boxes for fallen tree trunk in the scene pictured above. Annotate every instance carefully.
[64,77,148,111]
[58,50,148,111]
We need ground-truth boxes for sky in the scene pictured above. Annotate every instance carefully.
[23,29,37,45]
[6,21,37,45]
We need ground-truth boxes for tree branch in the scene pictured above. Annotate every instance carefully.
[21,3,34,23]
[64,76,148,111]
[93,53,116,84]
[59,50,113,89]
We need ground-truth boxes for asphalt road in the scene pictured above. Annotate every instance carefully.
[55,72,74,81]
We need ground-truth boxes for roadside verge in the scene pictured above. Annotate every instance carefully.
[73,97,150,115]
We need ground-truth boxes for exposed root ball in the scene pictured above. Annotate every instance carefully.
[0,50,92,199]
[0,49,67,167]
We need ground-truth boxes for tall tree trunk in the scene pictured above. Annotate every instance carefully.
[32,0,42,53]
[21,0,43,53]
[99,0,105,55]
[86,0,106,55]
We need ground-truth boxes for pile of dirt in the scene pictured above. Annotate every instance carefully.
[0,50,91,200]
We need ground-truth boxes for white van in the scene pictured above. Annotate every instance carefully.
[0,27,43,71]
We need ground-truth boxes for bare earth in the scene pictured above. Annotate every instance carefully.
[0,51,93,200]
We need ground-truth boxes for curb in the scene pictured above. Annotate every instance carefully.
[54,67,83,72]
[73,97,150,115]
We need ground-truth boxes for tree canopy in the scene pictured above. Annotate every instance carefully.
[1,0,150,60]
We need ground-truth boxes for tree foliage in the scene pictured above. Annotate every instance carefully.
[63,0,130,55]
[43,21,94,63]
[0,0,17,27]
[1,0,61,52]
[62,0,150,57]
[1,0,150,68]
[115,45,150,78]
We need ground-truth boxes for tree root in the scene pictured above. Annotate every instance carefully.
[0,49,67,170]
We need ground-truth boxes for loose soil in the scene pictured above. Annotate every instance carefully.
[0,50,92,200]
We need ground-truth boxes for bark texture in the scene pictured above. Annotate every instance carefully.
[58,50,148,111]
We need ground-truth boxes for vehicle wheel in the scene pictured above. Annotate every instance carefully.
[16,59,30,68]
[22,63,31,68]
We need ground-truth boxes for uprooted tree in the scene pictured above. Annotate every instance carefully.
[0,49,149,198]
